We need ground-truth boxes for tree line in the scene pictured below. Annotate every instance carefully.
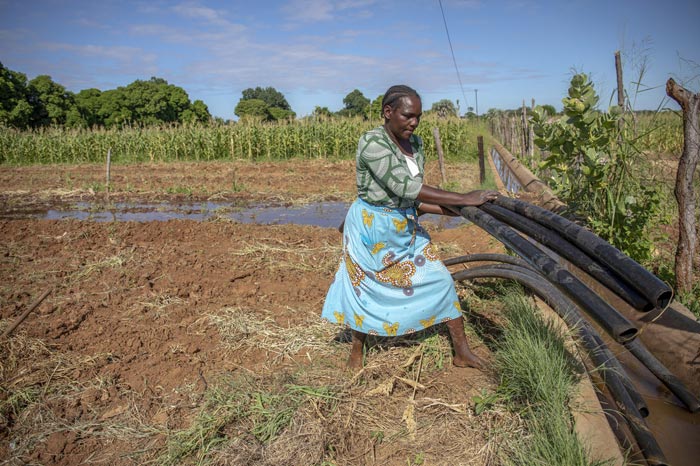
[0,62,214,129]
[1,63,477,130]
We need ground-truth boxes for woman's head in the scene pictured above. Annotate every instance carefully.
[382,85,422,141]
[382,85,421,110]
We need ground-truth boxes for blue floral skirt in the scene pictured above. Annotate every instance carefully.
[321,198,462,336]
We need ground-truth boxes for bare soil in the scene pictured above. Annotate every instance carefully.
[1,160,507,465]
[3,159,697,466]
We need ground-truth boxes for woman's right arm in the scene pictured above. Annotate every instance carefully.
[416,185,499,208]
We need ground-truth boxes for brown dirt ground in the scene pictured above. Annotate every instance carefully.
[3,159,698,466]
[1,160,509,465]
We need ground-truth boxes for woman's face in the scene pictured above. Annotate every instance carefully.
[384,95,422,141]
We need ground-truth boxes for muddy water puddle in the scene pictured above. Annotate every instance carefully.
[15,200,467,229]
[618,349,700,466]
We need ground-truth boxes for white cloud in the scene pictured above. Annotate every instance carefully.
[44,43,157,65]
[281,0,377,23]
[172,2,231,26]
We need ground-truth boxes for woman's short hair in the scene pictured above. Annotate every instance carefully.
[382,85,421,109]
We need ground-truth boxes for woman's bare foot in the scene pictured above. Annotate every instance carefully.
[347,350,364,369]
[446,316,483,370]
[452,351,483,369]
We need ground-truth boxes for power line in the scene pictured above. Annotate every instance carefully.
[438,0,469,111]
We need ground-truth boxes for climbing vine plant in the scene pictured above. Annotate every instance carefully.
[530,73,661,262]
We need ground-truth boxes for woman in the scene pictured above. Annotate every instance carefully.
[322,84,499,369]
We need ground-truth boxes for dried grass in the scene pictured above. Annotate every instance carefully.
[67,248,135,284]
[231,240,340,274]
[176,340,517,466]
[209,306,337,361]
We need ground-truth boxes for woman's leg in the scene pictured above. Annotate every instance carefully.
[446,316,483,369]
[348,330,366,368]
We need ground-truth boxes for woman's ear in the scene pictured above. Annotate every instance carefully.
[382,104,392,120]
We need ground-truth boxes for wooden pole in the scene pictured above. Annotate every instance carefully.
[521,100,528,157]
[666,78,700,293]
[2,289,52,339]
[615,51,625,133]
[477,135,485,185]
[529,99,536,161]
[432,127,448,186]
[106,147,112,199]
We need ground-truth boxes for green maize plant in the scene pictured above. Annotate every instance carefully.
[1,115,488,165]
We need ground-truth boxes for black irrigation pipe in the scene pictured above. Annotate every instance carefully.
[458,205,638,343]
[493,196,673,310]
[452,264,667,466]
[479,202,651,311]
[443,252,533,270]
[447,223,700,414]
[450,262,649,418]
[623,338,700,413]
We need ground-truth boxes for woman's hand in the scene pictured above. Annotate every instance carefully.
[461,190,500,206]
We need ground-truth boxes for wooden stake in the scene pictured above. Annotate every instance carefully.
[521,100,528,157]
[106,147,112,199]
[615,51,625,133]
[432,127,448,186]
[2,289,52,339]
[477,135,485,185]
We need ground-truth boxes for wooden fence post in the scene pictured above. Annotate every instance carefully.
[529,98,535,162]
[432,128,448,186]
[521,100,528,157]
[615,51,625,135]
[666,78,700,293]
[477,135,485,185]
[106,147,112,199]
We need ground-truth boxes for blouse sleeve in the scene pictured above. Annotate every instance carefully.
[357,132,423,201]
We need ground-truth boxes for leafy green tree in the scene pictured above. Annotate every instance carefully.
[237,86,294,120]
[121,77,191,125]
[241,86,291,111]
[28,75,75,126]
[0,62,32,128]
[369,95,383,121]
[340,89,369,118]
[97,89,131,127]
[87,77,198,127]
[2,64,210,128]
[268,106,295,121]
[430,99,458,118]
[235,98,270,120]
[0,63,34,128]
[73,88,103,127]
[181,99,211,124]
[311,106,332,118]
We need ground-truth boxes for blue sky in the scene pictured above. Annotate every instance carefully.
[1,0,699,120]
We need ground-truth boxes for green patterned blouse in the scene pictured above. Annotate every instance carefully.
[356,126,425,209]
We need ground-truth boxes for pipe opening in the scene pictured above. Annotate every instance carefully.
[619,328,638,341]
[656,291,673,310]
